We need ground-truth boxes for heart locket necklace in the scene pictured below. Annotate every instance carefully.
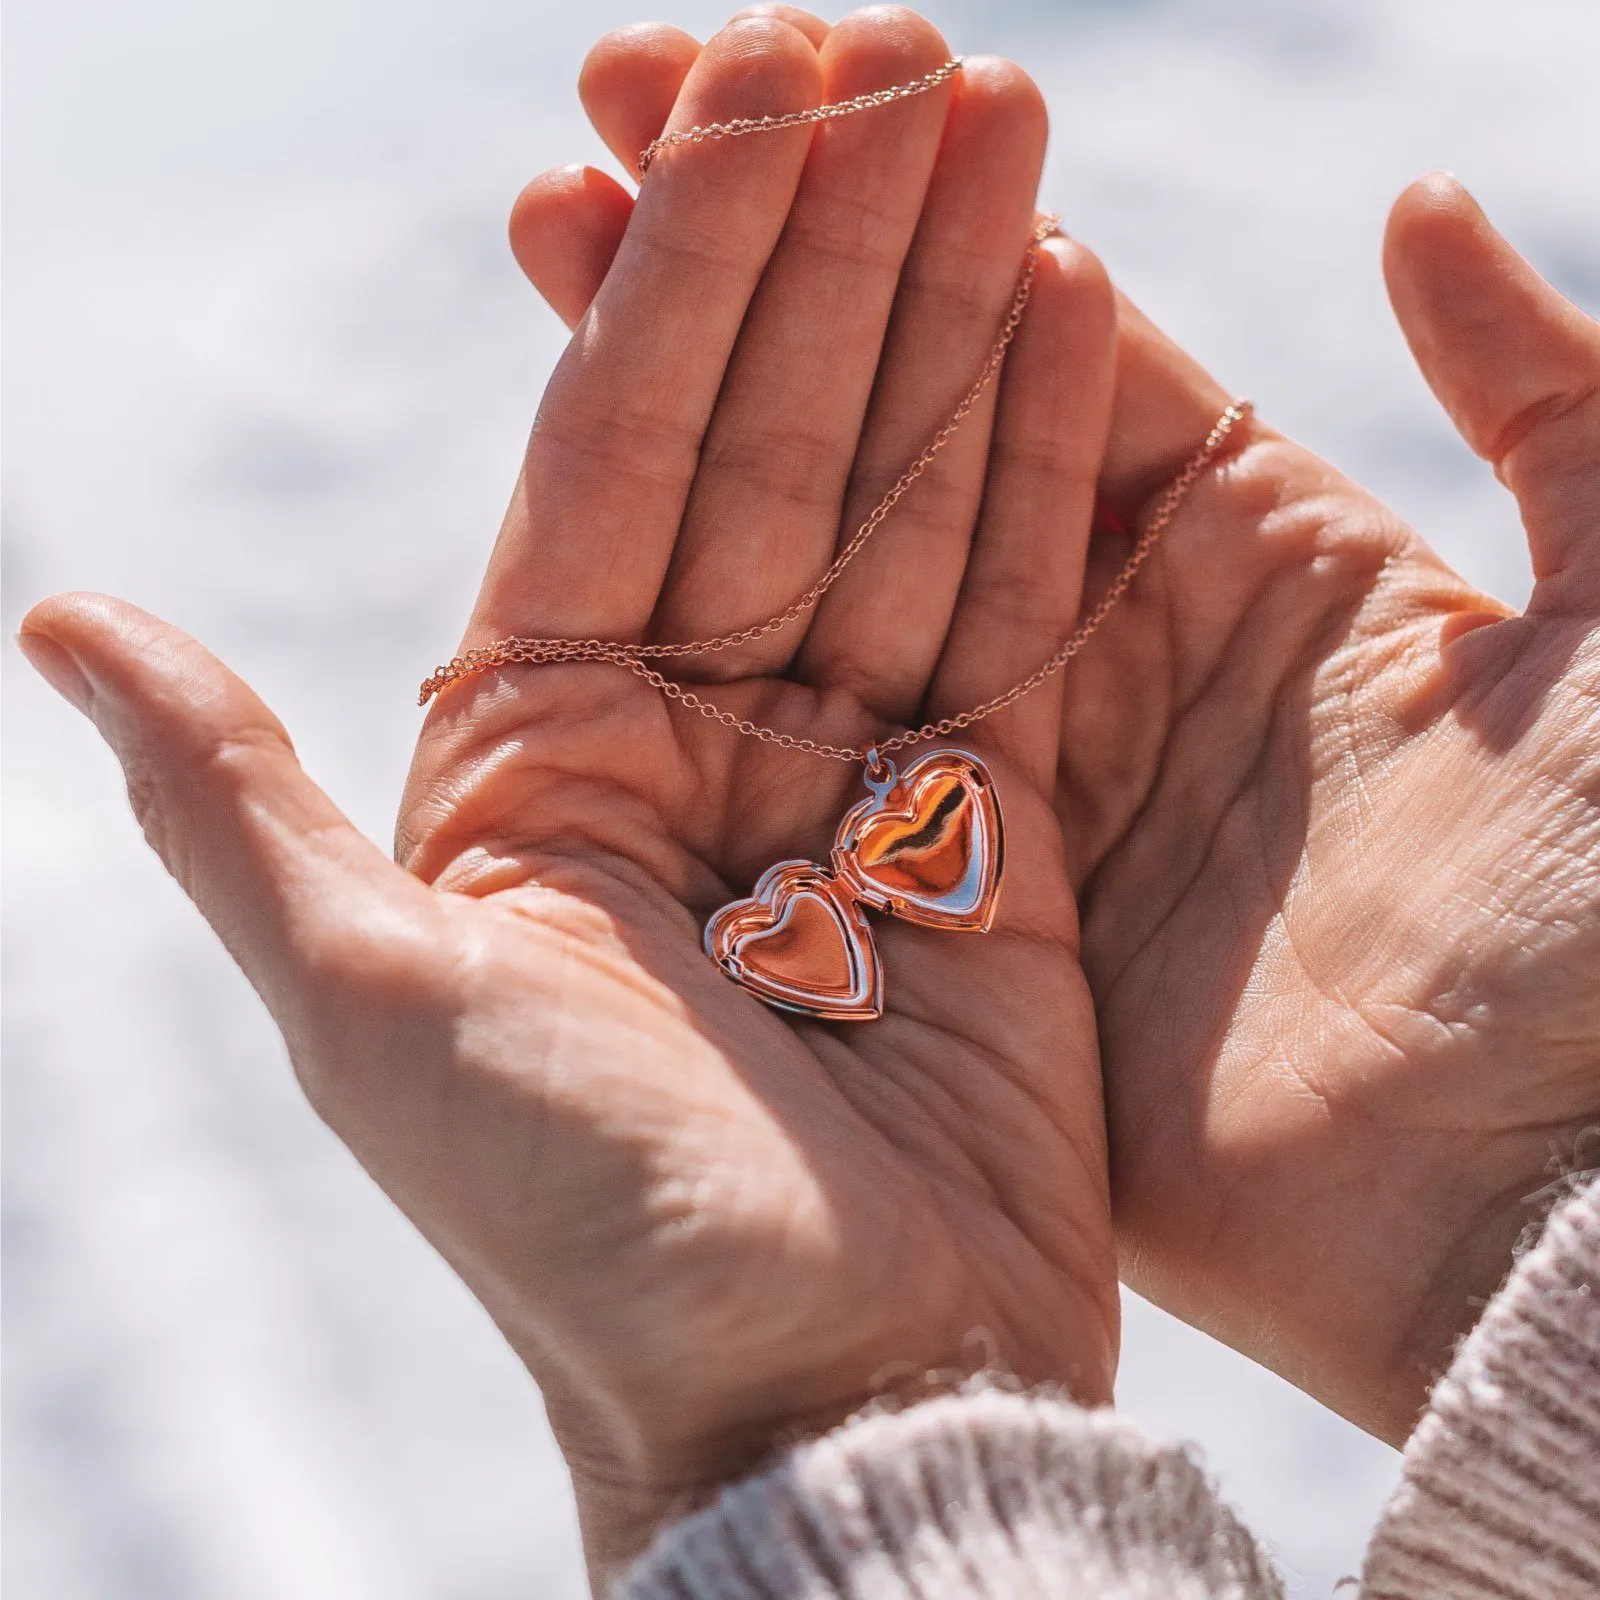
[703,748,1004,1021]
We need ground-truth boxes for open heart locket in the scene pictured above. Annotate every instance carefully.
[703,748,1004,1021]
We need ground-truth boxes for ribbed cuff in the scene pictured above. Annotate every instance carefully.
[618,1387,1284,1600]
[1363,1175,1600,1600]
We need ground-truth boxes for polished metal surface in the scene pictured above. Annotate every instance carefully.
[703,860,884,1021]
[834,749,1003,932]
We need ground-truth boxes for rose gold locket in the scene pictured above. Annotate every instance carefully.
[703,748,1004,1021]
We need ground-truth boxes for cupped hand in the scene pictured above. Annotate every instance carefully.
[21,10,1128,1583]
[537,8,1600,1443]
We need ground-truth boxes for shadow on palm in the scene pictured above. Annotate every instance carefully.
[391,571,1117,1564]
[1062,329,1600,1438]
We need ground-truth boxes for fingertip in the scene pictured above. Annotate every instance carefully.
[697,10,823,94]
[951,54,1049,146]
[579,21,702,110]
[1036,236,1118,387]
[1039,234,1114,318]
[729,4,830,48]
[16,626,92,714]
[824,5,946,57]
[1378,171,1600,604]
[20,594,286,752]
[508,160,588,228]
[20,590,142,655]
[1383,166,1600,440]
[1395,169,1474,217]
[579,23,703,174]
[817,4,950,101]
[645,14,821,164]
[508,165,634,325]
[1382,171,1492,298]
[1024,236,1117,461]
[19,592,106,711]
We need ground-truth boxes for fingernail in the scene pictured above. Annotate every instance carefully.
[16,630,92,714]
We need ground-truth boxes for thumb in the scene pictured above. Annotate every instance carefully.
[1384,173,1600,608]
[17,593,435,1040]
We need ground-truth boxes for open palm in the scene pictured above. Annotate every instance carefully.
[546,10,1600,1447]
[21,13,1130,1583]
[1060,243,1600,1442]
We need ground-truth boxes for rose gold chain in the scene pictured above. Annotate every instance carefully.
[866,398,1250,758]
[638,56,965,174]
[419,61,1254,766]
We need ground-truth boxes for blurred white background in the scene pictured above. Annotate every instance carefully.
[5,0,1597,1595]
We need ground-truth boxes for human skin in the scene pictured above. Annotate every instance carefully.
[19,4,1600,1587]
[512,5,1600,1448]
[20,10,1137,1586]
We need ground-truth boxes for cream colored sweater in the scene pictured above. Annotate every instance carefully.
[621,1178,1599,1599]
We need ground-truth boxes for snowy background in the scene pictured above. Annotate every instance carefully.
[6,0,1598,1595]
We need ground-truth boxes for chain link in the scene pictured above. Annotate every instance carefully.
[637,57,965,175]
[419,60,1255,767]
[868,399,1250,756]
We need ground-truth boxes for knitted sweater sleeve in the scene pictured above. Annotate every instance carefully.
[1361,1174,1600,1599]
[617,1178,1599,1600]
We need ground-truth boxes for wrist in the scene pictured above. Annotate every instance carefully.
[546,1296,1119,1588]
[1377,1129,1599,1441]
[618,1388,1281,1600]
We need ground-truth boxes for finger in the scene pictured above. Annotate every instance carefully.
[558,18,1246,536]
[528,18,1252,612]
[649,5,958,662]
[928,236,1116,790]
[16,594,432,1043]
[501,183,1252,627]
[729,5,831,49]
[469,17,823,646]
[509,165,634,330]
[579,23,702,178]
[1101,292,1239,521]
[797,55,1050,721]
[516,16,832,330]
[504,216,1247,531]
[580,13,831,180]
[1384,172,1600,608]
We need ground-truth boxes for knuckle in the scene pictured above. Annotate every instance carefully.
[989,433,1096,489]
[119,715,293,889]
[1495,378,1600,475]
[532,402,701,498]
[784,208,907,274]
[121,752,170,856]
[199,724,294,792]
[699,425,844,512]
[963,567,1067,634]
[901,247,1013,323]
[799,645,904,717]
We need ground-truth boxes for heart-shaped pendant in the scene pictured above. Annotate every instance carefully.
[703,860,884,1021]
[703,748,1003,1019]
[833,748,1003,931]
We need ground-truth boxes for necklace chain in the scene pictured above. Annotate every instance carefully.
[638,56,966,174]
[419,59,1253,766]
